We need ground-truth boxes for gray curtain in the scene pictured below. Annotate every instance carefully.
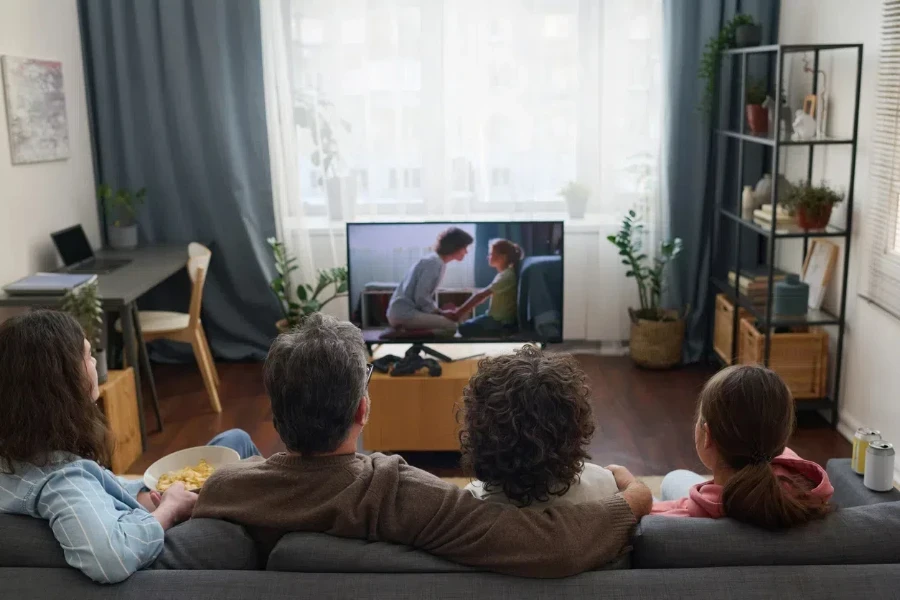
[661,0,780,362]
[78,0,280,361]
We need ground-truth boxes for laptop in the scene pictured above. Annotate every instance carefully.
[51,225,132,274]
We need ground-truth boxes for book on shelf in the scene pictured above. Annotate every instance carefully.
[727,267,787,290]
[752,208,794,224]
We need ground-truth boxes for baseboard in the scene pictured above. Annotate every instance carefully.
[837,411,900,485]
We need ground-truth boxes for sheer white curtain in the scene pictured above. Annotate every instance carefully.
[261,0,662,336]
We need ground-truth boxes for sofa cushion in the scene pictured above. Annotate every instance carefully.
[267,533,478,573]
[268,532,631,573]
[827,459,900,508]
[633,502,900,569]
[0,514,68,568]
[0,513,257,571]
[151,518,259,570]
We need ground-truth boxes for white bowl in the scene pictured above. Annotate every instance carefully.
[143,445,241,492]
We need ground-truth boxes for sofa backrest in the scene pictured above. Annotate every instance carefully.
[633,502,900,569]
[0,514,257,571]
[267,533,477,573]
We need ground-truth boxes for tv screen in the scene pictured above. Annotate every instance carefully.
[346,221,564,344]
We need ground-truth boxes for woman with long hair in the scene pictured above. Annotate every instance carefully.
[0,310,258,583]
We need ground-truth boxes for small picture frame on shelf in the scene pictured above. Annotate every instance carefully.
[801,239,839,310]
[803,94,817,116]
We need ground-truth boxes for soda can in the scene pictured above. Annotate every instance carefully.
[864,441,896,492]
[852,428,882,474]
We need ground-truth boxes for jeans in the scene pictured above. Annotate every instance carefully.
[457,314,512,338]
[660,469,708,501]
[207,429,261,460]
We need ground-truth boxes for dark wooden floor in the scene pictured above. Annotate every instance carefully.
[128,356,851,475]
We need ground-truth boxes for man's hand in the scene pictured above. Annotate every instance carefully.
[606,464,652,520]
[151,482,198,530]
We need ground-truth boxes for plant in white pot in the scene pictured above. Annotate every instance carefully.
[607,209,685,369]
[295,93,355,221]
[559,181,590,219]
[98,184,145,249]
[62,280,108,384]
[268,237,348,334]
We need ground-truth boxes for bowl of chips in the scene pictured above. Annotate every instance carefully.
[143,446,241,492]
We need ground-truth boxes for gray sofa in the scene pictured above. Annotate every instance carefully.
[3,459,900,599]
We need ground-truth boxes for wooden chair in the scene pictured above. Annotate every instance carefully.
[118,243,221,413]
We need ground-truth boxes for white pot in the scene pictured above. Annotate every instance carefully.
[108,224,138,249]
[326,176,357,221]
[566,195,588,219]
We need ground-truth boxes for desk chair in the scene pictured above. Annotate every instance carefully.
[118,243,222,414]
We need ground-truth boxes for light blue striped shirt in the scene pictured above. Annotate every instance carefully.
[0,454,164,583]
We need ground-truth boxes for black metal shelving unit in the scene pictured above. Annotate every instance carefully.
[707,43,863,427]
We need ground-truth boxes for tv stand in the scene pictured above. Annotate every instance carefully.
[408,343,453,363]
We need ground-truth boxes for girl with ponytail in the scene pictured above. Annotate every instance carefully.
[652,365,833,528]
[454,239,524,338]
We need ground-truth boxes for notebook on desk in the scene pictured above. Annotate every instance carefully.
[3,273,98,296]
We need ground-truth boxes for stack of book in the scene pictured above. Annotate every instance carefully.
[726,267,787,309]
[752,204,795,232]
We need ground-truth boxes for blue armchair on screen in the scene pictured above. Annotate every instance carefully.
[516,256,563,340]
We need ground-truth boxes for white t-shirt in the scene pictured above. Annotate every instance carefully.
[464,463,619,508]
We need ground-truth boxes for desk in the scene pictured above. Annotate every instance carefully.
[0,245,188,448]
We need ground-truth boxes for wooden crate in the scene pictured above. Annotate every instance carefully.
[738,320,828,399]
[97,368,142,473]
[713,294,752,365]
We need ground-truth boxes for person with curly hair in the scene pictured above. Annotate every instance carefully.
[461,346,619,507]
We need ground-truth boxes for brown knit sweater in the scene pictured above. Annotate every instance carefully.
[192,452,636,578]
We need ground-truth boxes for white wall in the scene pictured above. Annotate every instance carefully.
[779,1,900,474]
[0,0,99,316]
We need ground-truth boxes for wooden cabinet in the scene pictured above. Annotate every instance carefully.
[97,369,142,473]
[363,359,478,451]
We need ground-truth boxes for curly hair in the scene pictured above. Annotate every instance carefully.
[0,310,112,473]
[459,345,595,506]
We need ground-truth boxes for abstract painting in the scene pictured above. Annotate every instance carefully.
[1,55,70,164]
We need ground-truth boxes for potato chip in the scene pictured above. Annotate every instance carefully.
[156,459,215,492]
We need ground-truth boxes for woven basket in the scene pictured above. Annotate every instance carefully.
[629,309,685,369]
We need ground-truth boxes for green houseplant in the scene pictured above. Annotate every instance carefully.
[745,78,768,134]
[98,184,146,250]
[62,280,107,384]
[559,181,590,219]
[268,237,348,333]
[607,209,686,368]
[782,182,843,230]
[699,14,758,114]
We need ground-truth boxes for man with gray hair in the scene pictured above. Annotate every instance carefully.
[194,313,651,578]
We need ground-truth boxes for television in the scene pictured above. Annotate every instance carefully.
[346,221,564,347]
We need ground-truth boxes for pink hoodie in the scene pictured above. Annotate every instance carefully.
[651,448,834,518]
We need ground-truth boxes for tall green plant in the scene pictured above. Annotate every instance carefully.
[61,281,104,351]
[698,14,757,114]
[607,210,683,321]
[268,237,348,329]
[98,184,146,227]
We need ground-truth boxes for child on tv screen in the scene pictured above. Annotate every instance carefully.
[455,239,523,337]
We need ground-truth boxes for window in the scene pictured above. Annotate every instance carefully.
[865,1,900,314]
[287,0,661,218]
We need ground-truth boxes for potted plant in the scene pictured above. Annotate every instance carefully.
[268,237,348,333]
[782,182,843,230]
[607,209,685,369]
[62,280,107,384]
[734,17,762,48]
[745,78,768,135]
[559,182,590,219]
[295,93,355,221]
[698,14,758,114]
[98,184,146,249]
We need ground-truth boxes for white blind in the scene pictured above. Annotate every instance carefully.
[867,0,900,316]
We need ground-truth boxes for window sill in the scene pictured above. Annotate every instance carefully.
[284,213,622,236]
